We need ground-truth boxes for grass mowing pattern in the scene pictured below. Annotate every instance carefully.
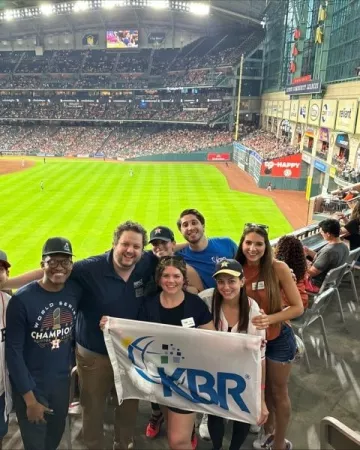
[1,160,293,274]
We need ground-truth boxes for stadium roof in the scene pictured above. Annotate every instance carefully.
[0,1,267,40]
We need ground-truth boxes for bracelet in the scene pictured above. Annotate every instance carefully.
[261,384,266,390]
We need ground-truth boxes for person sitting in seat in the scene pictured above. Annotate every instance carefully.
[304,219,349,288]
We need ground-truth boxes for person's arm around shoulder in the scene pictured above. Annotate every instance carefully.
[185,264,204,294]
[174,242,189,253]
[1,269,43,290]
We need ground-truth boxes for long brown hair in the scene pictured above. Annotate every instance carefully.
[351,201,360,222]
[235,225,282,315]
[212,274,249,332]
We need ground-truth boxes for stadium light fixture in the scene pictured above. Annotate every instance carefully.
[74,1,90,12]
[189,2,209,16]
[4,10,14,21]
[40,4,54,16]
[149,0,169,9]
[102,0,116,8]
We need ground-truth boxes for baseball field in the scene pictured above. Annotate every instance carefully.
[1,158,293,274]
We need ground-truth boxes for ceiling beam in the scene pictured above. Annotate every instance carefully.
[211,5,263,25]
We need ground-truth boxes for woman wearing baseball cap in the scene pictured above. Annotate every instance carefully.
[199,259,269,450]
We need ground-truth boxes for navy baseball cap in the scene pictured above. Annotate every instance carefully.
[213,259,244,278]
[0,250,11,269]
[149,226,175,244]
[42,237,74,257]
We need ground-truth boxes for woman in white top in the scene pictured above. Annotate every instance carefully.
[199,259,268,450]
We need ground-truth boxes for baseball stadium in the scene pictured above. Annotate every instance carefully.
[0,1,360,449]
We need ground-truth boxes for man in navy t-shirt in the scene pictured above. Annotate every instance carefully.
[176,209,238,289]
[6,237,82,450]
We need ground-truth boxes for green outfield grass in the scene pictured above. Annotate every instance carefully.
[1,159,293,275]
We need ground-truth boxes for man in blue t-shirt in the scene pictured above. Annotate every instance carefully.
[6,237,82,450]
[176,209,238,440]
[176,209,238,289]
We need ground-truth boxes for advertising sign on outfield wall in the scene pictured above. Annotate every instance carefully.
[298,100,309,124]
[261,153,302,178]
[336,99,358,134]
[320,100,337,129]
[283,101,291,120]
[307,99,322,127]
[207,153,231,161]
[290,100,299,122]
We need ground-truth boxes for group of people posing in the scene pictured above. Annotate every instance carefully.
[1,207,351,450]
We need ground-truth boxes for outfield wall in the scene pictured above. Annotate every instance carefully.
[126,145,233,162]
[233,142,307,191]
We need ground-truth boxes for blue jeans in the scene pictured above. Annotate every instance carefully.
[13,378,70,450]
[266,324,297,363]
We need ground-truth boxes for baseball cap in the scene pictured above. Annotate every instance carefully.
[0,250,11,269]
[213,259,244,278]
[42,237,74,257]
[149,226,175,244]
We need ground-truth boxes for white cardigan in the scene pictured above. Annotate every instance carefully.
[199,288,266,360]
[0,292,13,420]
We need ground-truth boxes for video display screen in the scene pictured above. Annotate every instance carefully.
[106,30,139,48]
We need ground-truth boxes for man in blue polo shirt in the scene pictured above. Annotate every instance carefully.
[6,237,82,450]
[74,221,158,450]
[176,209,238,289]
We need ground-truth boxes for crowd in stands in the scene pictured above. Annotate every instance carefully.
[0,32,263,90]
[0,124,231,158]
[0,102,230,124]
[241,130,298,160]
[334,158,360,183]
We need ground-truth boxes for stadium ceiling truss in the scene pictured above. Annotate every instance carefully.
[0,1,266,38]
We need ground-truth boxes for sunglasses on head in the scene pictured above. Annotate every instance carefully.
[159,255,185,264]
[243,223,269,233]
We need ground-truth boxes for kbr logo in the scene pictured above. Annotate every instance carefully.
[127,336,250,412]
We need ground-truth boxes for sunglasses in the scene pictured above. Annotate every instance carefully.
[243,223,269,233]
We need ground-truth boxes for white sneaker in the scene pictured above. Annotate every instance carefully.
[250,425,261,434]
[252,429,274,449]
[199,414,210,441]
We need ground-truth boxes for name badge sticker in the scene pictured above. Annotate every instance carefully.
[181,317,195,328]
[252,281,265,291]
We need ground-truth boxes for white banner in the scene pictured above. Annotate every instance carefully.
[104,318,261,424]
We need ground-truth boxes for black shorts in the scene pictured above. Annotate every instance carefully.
[168,406,193,414]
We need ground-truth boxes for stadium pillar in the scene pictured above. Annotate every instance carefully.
[234,54,244,141]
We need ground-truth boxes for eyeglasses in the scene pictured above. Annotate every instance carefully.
[44,258,73,269]
[243,223,269,233]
